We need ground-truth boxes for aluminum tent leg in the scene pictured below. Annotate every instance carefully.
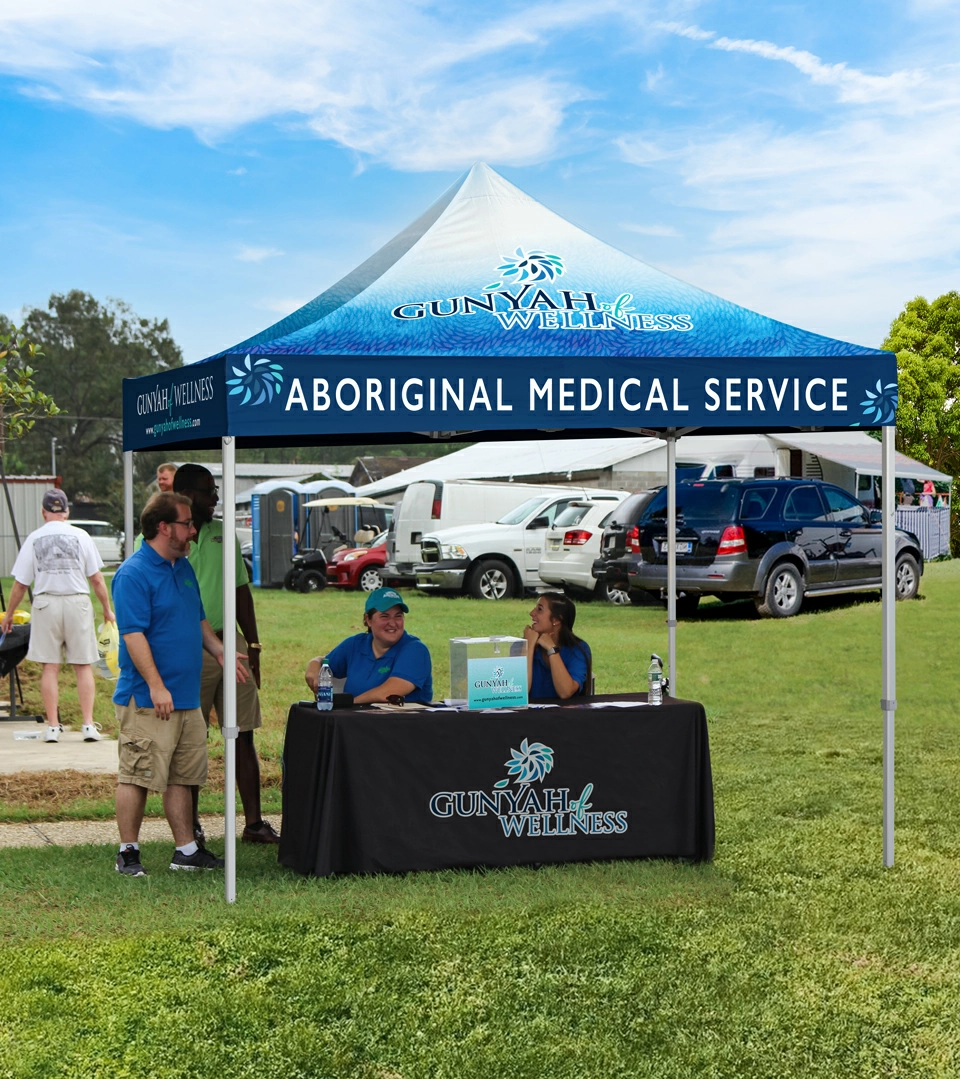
[222,436,238,903]
[666,432,677,695]
[881,425,896,867]
[123,451,134,559]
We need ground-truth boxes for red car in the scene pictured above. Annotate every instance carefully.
[325,532,388,592]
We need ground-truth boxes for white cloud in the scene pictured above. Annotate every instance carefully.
[228,167,247,176]
[0,0,608,170]
[709,36,924,105]
[654,21,715,42]
[620,221,679,237]
[618,23,960,344]
[236,245,283,263]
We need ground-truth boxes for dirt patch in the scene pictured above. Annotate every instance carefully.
[0,757,282,820]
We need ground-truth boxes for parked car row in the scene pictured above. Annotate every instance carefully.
[262,476,924,620]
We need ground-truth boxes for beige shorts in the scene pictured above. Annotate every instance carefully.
[27,593,99,665]
[115,697,208,792]
[200,631,262,733]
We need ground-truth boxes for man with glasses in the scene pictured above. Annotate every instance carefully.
[111,492,248,875]
[172,464,278,846]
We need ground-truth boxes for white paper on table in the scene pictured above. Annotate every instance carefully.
[588,700,650,708]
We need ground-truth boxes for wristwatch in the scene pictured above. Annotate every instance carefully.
[248,642,263,651]
[545,647,558,657]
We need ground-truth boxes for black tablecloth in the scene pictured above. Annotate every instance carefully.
[279,693,714,877]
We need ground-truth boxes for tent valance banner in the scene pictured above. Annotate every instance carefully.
[122,162,895,452]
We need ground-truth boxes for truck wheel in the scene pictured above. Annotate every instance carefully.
[283,569,299,592]
[359,567,383,592]
[895,554,920,600]
[755,562,804,618]
[469,560,515,600]
[298,570,327,593]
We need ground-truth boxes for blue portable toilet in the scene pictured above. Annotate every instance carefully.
[249,480,306,587]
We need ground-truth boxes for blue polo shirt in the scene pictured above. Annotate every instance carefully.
[326,631,433,703]
[530,640,591,700]
[112,543,206,709]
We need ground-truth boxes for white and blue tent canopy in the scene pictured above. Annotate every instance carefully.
[120,164,904,900]
[123,163,895,452]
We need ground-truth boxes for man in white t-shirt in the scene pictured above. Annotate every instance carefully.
[1,489,115,743]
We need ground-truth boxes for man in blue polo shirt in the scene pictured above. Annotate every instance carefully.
[304,587,432,704]
[111,492,248,877]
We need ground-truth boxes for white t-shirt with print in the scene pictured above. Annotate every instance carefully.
[11,521,103,595]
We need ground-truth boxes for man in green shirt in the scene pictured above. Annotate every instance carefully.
[173,464,279,845]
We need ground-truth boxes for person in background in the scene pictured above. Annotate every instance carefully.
[156,463,177,492]
[173,464,278,846]
[1,488,115,742]
[523,592,592,700]
[304,587,432,704]
[112,492,247,875]
[921,480,936,508]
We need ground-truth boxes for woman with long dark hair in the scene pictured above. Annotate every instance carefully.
[523,591,592,700]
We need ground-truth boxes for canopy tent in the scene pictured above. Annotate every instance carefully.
[122,163,899,901]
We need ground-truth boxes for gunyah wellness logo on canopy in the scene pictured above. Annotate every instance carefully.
[391,248,694,335]
[428,737,629,839]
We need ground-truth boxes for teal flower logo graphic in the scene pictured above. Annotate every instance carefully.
[484,249,564,290]
[495,738,555,787]
[856,380,898,425]
[226,355,284,406]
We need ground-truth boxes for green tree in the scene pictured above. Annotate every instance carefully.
[0,324,60,454]
[883,291,960,553]
[5,292,183,523]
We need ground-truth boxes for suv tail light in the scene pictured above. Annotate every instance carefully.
[626,525,640,553]
[563,529,592,546]
[717,525,747,555]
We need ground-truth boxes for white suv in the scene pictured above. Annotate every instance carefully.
[539,500,625,602]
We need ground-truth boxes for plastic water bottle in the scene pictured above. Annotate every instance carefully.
[647,653,663,707]
[316,661,333,711]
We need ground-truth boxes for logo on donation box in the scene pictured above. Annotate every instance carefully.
[467,656,527,709]
[427,738,629,839]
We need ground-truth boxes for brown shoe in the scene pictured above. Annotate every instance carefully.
[242,820,281,845]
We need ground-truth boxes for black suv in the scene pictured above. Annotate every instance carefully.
[591,490,660,604]
[592,478,923,618]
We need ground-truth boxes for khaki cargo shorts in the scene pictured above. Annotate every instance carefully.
[27,593,99,665]
[200,631,262,733]
[115,697,208,792]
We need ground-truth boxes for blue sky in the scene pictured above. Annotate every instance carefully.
[1,0,957,362]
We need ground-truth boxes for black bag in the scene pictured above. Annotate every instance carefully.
[0,623,30,678]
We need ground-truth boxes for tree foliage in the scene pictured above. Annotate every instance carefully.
[0,324,60,455]
[884,291,960,555]
[884,291,960,476]
[4,291,182,518]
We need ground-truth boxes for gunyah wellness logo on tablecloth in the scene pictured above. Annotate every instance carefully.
[391,248,695,335]
[428,737,629,838]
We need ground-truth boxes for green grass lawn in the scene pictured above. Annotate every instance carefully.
[2,566,960,1076]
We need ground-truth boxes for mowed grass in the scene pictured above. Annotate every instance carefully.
[2,565,960,1076]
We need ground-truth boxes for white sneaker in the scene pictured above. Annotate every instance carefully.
[81,723,102,742]
[44,725,62,743]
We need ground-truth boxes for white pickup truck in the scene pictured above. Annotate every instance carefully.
[415,488,627,599]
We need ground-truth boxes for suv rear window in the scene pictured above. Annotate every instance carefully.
[554,502,592,528]
[740,487,778,520]
[644,483,742,524]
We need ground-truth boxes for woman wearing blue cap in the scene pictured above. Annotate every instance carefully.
[304,587,433,704]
